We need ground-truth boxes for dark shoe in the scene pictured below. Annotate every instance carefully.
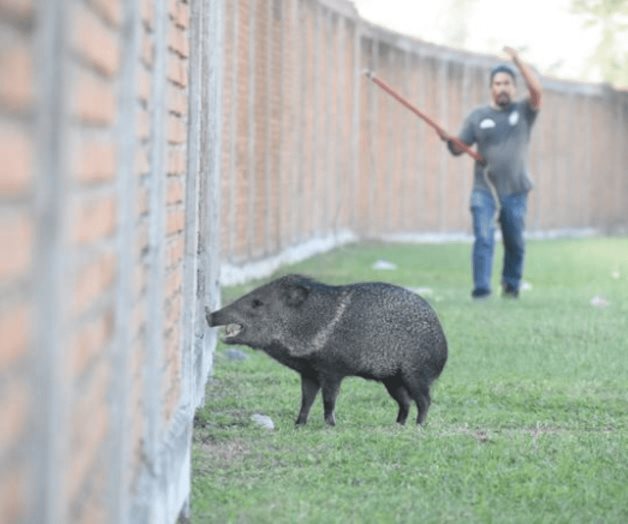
[502,283,519,298]
[472,289,491,300]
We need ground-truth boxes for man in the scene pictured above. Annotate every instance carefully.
[440,47,542,299]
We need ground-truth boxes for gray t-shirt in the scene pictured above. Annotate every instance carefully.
[453,99,539,196]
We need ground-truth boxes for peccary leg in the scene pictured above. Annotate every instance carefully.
[321,377,342,426]
[414,386,431,425]
[383,379,411,425]
[296,375,320,425]
[403,379,432,425]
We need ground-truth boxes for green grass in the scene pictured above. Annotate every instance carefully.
[191,237,628,523]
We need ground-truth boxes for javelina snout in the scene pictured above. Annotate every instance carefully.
[207,274,448,427]
[205,306,214,326]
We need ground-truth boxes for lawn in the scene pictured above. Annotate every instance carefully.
[191,237,628,523]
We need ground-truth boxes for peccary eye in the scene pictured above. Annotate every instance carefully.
[251,298,263,308]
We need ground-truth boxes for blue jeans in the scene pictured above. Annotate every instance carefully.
[470,190,528,296]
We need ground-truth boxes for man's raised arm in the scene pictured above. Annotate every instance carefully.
[504,46,542,110]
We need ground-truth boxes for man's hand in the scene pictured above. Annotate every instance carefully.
[436,127,450,142]
[502,45,542,110]
[503,46,520,62]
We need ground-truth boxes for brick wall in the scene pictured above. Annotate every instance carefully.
[0,0,221,523]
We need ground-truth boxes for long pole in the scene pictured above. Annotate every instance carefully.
[363,70,486,166]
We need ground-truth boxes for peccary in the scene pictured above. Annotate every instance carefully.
[206,274,447,426]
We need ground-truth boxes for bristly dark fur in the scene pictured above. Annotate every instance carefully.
[207,274,448,426]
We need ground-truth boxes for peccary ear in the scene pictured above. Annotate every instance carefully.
[282,282,310,307]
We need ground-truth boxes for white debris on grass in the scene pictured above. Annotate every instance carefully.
[372,259,397,271]
[611,270,621,280]
[225,348,248,361]
[521,281,533,292]
[251,413,275,430]
[590,296,610,308]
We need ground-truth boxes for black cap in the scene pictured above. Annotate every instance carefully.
[489,64,516,85]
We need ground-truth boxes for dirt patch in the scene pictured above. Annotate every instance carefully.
[198,437,250,466]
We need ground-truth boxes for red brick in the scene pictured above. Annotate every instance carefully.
[68,364,110,446]
[0,211,32,282]
[162,363,176,399]
[72,498,107,524]
[66,365,110,502]
[167,148,186,174]
[166,176,184,204]
[70,469,109,524]
[0,378,29,452]
[140,0,154,30]
[72,251,116,316]
[166,208,184,235]
[71,193,116,245]
[168,24,188,58]
[165,268,182,297]
[0,124,32,195]
[167,113,186,144]
[72,69,116,125]
[0,302,30,371]
[168,83,187,116]
[0,460,27,524]
[167,324,181,357]
[73,139,117,183]
[176,1,189,29]
[73,3,120,76]
[68,309,113,378]
[171,333,182,368]
[163,379,181,424]
[168,331,181,362]
[0,0,33,21]
[165,294,181,329]
[88,0,122,27]
[167,0,178,19]
[167,53,188,87]
[0,38,34,111]
[166,236,184,268]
